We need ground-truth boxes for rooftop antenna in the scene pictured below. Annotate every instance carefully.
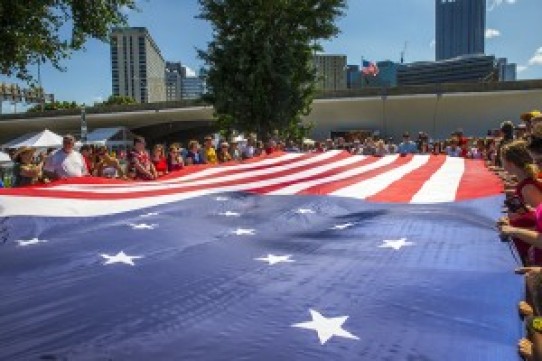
[400,41,408,64]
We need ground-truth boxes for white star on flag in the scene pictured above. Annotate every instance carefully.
[296,208,315,214]
[215,196,229,201]
[219,211,241,217]
[378,238,414,250]
[101,251,143,266]
[254,254,294,265]
[330,222,355,230]
[129,223,158,230]
[140,212,159,218]
[16,237,48,247]
[232,228,256,236]
[292,309,360,345]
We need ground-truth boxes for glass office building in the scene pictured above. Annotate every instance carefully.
[435,0,485,61]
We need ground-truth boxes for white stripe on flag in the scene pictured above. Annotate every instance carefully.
[330,155,430,199]
[48,151,342,194]
[267,155,399,195]
[49,153,306,190]
[409,157,465,204]
[0,152,362,217]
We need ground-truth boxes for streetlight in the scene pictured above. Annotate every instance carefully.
[381,93,388,137]
[80,104,87,143]
[432,92,443,139]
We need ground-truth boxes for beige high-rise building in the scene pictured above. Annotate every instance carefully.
[111,27,166,103]
[313,54,347,91]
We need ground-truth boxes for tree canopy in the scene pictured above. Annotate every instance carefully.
[27,100,80,112]
[99,95,137,106]
[0,0,136,82]
[197,0,346,140]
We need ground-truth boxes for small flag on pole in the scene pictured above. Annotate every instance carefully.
[362,60,379,77]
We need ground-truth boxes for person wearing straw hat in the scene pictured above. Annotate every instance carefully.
[12,146,48,187]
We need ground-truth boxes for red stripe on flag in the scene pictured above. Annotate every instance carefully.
[246,156,377,194]
[30,152,293,189]
[0,153,350,200]
[299,155,413,196]
[367,155,448,203]
[455,159,503,201]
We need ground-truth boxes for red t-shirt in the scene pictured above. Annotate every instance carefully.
[152,156,168,173]
[83,156,92,173]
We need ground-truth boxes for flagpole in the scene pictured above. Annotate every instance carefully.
[361,56,364,88]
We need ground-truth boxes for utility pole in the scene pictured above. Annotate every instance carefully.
[37,58,45,111]
[80,104,87,143]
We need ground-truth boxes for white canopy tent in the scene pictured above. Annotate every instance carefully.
[3,129,63,149]
[0,151,11,162]
[84,127,133,148]
[2,132,37,149]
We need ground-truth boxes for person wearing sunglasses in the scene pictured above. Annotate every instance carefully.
[167,143,184,172]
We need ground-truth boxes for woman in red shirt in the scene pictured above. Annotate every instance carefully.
[151,144,168,177]
[501,140,542,265]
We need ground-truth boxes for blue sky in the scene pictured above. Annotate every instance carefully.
[1,0,541,113]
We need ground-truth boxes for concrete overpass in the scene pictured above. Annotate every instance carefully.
[1,80,541,144]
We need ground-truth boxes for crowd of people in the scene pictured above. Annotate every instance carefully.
[0,122,530,187]
[488,110,542,360]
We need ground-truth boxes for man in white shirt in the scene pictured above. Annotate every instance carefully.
[44,134,88,179]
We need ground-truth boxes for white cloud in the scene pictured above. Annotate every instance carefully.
[184,66,197,77]
[429,40,436,48]
[517,65,528,73]
[485,28,501,39]
[488,0,518,11]
[528,47,542,66]
[93,96,104,103]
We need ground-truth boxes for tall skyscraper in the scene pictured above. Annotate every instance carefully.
[165,61,185,101]
[313,54,347,91]
[111,27,166,103]
[181,76,205,100]
[435,0,485,61]
[346,65,362,90]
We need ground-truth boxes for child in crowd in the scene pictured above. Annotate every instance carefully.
[498,141,542,265]
[151,144,168,176]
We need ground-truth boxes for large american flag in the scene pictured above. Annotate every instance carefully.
[0,152,522,360]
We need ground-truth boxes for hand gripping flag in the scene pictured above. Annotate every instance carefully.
[0,152,522,360]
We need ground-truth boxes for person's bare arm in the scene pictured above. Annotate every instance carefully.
[501,225,542,248]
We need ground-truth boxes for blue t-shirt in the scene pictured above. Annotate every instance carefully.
[397,141,418,154]
[186,150,203,165]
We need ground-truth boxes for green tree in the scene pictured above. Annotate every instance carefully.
[0,0,137,82]
[100,95,137,106]
[197,0,346,140]
[27,100,80,112]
